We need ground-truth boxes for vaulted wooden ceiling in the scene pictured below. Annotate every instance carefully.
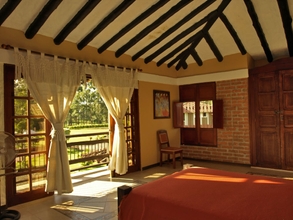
[1,0,293,71]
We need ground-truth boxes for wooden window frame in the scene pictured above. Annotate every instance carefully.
[174,82,223,146]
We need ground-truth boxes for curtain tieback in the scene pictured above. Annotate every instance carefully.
[115,120,124,133]
[50,123,64,139]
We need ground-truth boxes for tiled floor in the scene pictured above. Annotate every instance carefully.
[7,160,293,220]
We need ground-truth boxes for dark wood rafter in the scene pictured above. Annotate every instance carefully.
[191,49,203,66]
[171,47,203,68]
[144,10,216,64]
[54,0,102,45]
[167,51,185,68]
[175,30,204,71]
[181,61,188,69]
[131,0,216,61]
[277,0,293,56]
[77,0,135,50]
[176,51,189,70]
[115,0,193,58]
[162,31,204,67]
[204,32,223,62]
[25,0,62,39]
[97,0,169,54]
[159,0,231,68]
[174,33,203,69]
[219,13,246,55]
[244,0,273,62]
[0,0,21,25]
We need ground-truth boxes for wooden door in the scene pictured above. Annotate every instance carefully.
[279,70,293,169]
[250,68,293,170]
[251,71,281,168]
[4,64,52,207]
[124,89,141,173]
[110,89,141,175]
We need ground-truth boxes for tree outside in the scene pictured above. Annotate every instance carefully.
[65,80,108,128]
[14,79,108,135]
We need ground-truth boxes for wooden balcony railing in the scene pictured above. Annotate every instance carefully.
[14,131,110,172]
[66,131,110,171]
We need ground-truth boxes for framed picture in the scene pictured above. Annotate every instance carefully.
[153,90,170,119]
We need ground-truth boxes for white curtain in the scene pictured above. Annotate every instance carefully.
[14,49,84,194]
[88,64,137,175]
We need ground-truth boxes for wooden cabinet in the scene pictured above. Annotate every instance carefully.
[249,57,293,170]
[175,82,223,146]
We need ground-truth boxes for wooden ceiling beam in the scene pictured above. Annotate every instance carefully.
[277,0,293,56]
[159,31,203,67]
[144,11,214,64]
[168,46,202,68]
[25,0,62,39]
[167,53,183,68]
[177,60,188,70]
[132,0,216,61]
[174,35,203,69]
[159,0,231,68]
[115,0,193,58]
[244,0,273,62]
[191,49,203,66]
[54,0,101,45]
[77,0,135,50]
[0,0,21,25]
[176,52,189,70]
[204,32,223,62]
[98,0,169,54]
[220,13,246,55]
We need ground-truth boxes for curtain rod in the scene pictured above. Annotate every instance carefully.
[1,44,142,72]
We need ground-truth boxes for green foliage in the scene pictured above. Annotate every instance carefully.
[13,78,108,134]
[66,123,108,129]
[65,81,108,126]
[64,128,71,135]
[82,160,94,166]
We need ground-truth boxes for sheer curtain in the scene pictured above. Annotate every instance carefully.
[88,64,137,175]
[14,48,84,194]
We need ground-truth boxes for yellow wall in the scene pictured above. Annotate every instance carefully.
[138,81,180,168]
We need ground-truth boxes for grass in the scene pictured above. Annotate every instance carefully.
[67,127,109,171]
[67,127,108,143]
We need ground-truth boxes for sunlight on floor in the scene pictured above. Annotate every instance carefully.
[52,203,103,213]
[144,172,167,179]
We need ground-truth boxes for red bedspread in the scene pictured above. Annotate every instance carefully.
[119,167,293,220]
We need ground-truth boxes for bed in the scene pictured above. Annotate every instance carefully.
[118,167,293,220]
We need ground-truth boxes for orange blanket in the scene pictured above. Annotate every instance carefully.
[119,167,293,220]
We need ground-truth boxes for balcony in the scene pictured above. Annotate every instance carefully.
[66,131,110,172]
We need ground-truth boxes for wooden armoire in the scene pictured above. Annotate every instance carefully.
[249,57,293,170]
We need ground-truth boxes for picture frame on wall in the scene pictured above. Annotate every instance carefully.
[153,90,170,119]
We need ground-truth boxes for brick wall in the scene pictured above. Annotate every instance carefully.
[182,78,251,165]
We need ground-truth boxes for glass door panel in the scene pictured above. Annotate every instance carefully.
[200,100,213,128]
[4,64,51,207]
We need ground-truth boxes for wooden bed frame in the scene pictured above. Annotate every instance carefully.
[117,185,132,213]
[117,167,293,220]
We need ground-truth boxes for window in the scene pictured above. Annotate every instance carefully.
[173,82,223,146]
